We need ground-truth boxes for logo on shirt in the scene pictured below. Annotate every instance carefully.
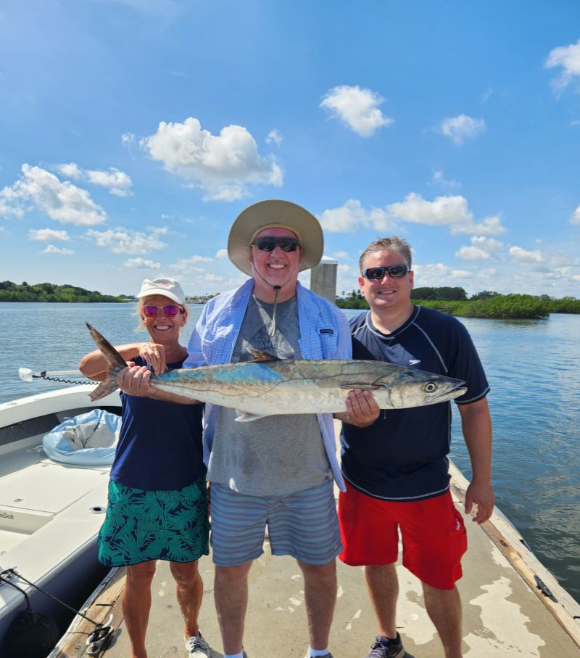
[409,359,421,366]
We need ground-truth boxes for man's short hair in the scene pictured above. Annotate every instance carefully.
[359,236,413,273]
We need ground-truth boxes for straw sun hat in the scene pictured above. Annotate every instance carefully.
[227,200,324,276]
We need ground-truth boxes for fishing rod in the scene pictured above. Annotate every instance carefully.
[18,368,93,385]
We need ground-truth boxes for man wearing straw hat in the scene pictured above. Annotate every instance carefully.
[119,199,378,658]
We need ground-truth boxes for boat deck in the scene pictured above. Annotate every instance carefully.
[0,432,109,554]
[52,466,580,658]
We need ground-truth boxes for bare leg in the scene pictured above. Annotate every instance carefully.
[297,559,337,650]
[365,564,399,639]
[123,561,157,658]
[214,561,253,654]
[422,583,463,658]
[169,561,203,640]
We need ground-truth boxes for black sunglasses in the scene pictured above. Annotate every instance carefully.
[252,237,301,253]
[362,264,409,280]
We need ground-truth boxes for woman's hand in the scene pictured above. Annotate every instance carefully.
[118,365,156,397]
[139,343,167,375]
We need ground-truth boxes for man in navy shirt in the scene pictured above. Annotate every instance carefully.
[339,237,495,658]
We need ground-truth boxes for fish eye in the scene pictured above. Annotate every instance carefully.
[424,382,437,393]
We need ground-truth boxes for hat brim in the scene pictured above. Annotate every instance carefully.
[227,200,324,276]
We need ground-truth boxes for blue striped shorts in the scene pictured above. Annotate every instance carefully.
[209,479,342,567]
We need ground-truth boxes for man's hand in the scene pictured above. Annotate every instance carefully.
[465,480,495,524]
[138,342,167,375]
[118,365,157,398]
[334,390,380,428]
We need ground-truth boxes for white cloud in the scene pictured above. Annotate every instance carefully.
[0,198,25,218]
[86,226,168,254]
[140,117,283,201]
[388,193,505,235]
[456,246,491,260]
[86,168,133,197]
[456,236,504,260]
[205,273,224,282]
[56,163,133,197]
[431,170,460,189]
[453,215,505,236]
[215,248,228,259]
[509,246,544,263]
[571,203,580,225]
[41,244,74,255]
[0,165,106,225]
[481,87,493,103]
[266,129,282,146]
[29,228,70,241]
[439,115,486,145]
[333,251,351,261]
[319,194,505,237]
[122,132,136,147]
[320,85,393,137]
[170,255,213,274]
[413,262,473,285]
[124,258,161,269]
[545,39,580,92]
[56,163,83,180]
[318,199,393,233]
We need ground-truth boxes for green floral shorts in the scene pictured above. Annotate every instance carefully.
[98,478,209,566]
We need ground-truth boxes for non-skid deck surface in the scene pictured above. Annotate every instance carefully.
[0,435,109,516]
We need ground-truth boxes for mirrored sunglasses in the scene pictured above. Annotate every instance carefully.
[362,264,409,280]
[252,237,301,253]
[142,304,183,318]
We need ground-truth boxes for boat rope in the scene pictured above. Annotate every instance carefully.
[37,372,94,385]
[0,567,115,654]
[0,570,32,610]
[0,568,101,626]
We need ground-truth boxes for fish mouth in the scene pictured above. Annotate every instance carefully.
[427,383,467,403]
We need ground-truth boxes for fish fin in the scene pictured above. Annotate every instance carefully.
[246,347,280,362]
[339,383,382,391]
[89,376,121,402]
[234,411,266,422]
[85,322,127,401]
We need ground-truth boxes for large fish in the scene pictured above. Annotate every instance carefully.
[86,323,467,421]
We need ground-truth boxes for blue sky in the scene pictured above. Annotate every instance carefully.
[1,0,580,298]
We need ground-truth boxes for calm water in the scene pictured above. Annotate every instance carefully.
[1,303,579,602]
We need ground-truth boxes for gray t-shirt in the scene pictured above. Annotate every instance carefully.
[208,295,332,496]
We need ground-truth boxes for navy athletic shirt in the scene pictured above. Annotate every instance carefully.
[341,306,489,502]
[111,356,205,491]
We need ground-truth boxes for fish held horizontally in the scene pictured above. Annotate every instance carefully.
[86,323,467,422]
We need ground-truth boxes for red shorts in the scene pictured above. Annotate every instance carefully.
[338,484,467,590]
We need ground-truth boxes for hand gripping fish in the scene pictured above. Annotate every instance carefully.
[86,323,467,422]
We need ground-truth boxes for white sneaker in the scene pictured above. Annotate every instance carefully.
[184,633,212,657]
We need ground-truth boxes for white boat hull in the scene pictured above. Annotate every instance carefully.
[0,385,121,649]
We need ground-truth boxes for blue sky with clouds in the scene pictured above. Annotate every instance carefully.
[1,0,580,298]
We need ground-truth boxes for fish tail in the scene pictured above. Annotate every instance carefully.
[85,322,127,401]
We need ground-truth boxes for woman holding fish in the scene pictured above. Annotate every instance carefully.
[79,277,211,658]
